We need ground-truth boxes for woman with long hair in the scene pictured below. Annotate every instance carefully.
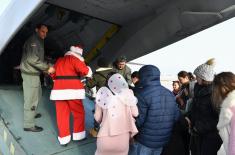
[185,58,222,155]
[177,71,196,111]
[212,72,235,155]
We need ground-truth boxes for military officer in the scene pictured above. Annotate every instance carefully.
[20,24,55,132]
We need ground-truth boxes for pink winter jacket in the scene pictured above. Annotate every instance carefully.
[94,101,139,138]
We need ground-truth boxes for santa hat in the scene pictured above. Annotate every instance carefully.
[70,45,83,55]
[194,58,215,82]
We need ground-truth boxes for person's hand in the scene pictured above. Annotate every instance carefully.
[47,66,55,74]
[86,77,92,80]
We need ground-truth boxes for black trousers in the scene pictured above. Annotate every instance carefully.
[190,132,222,155]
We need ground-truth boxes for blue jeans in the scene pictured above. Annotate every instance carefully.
[129,141,163,155]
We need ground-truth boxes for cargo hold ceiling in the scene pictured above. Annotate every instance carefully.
[0,2,115,84]
[3,2,113,62]
[47,0,168,25]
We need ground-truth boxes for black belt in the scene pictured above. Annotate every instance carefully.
[55,76,81,79]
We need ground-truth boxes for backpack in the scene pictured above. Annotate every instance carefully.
[95,71,117,87]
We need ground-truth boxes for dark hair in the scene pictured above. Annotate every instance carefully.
[178,71,188,78]
[172,80,180,85]
[212,72,235,108]
[187,72,196,80]
[36,23,48,29]
[178,71,195,80]
[116,56,127,63]
[131,71,139,78]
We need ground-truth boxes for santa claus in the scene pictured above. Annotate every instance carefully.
[50,45,92,145]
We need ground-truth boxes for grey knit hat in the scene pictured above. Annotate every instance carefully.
[193,58,215,82]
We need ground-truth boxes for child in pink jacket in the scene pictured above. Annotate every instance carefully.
[212,72,235,155]
[94,73,139,155]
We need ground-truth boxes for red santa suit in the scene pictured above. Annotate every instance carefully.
[50,45,92,145]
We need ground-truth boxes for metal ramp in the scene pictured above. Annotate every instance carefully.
[0,85,96,155]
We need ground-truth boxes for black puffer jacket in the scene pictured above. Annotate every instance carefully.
[189,83,218,134]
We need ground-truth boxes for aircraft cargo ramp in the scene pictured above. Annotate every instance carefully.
[0,85,96,155]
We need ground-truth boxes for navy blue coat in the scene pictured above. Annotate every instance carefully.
[134,65,180,149]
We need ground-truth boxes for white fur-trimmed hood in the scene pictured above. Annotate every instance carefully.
[217,90,235,129]
[65,51,84,61]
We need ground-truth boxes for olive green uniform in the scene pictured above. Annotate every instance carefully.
[112,65,132,86]
[86,68,113,91]
[20,33,49,128]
